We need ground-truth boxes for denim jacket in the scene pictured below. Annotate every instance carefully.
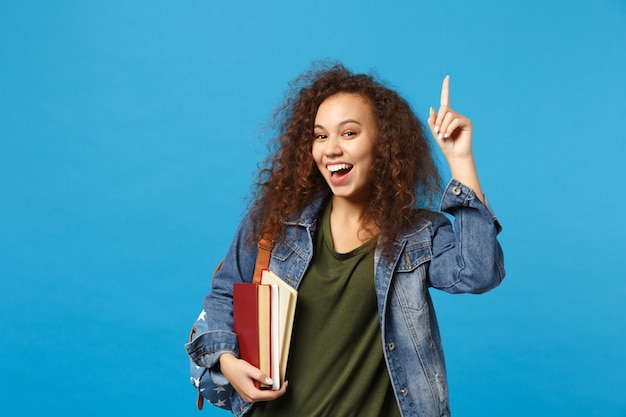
[186,179,505,417]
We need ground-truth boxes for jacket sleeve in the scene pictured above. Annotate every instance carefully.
[428,179,505,294]
[184,212,259,384]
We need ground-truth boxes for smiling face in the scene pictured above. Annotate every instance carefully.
[312,93,378,204]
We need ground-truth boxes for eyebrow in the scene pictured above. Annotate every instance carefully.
[314,119,362,129]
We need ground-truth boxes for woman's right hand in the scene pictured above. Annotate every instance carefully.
[219,353,288,403]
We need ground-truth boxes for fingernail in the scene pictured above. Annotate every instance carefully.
[434,125,440,133]
[444,133,449,139]
[265,377,273,385]
[438,133,443,140]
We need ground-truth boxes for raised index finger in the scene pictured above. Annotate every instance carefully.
[440,75,450,107]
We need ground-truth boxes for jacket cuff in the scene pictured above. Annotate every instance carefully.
[185,330,238,384]
[440,179,502,234]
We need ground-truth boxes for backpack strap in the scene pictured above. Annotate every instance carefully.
[252,237,274,284]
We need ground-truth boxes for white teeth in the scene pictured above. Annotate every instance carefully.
[327,163,352,173]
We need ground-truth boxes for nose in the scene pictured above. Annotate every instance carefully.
[323,134,342,157]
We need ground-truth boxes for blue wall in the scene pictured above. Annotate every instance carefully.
[1,1,624,415]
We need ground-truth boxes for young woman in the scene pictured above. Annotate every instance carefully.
[186,63,505,417]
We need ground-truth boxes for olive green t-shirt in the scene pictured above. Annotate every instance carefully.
[250,201,401,417]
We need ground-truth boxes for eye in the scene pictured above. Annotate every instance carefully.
[314,133,327,140]
[342,131,357,137]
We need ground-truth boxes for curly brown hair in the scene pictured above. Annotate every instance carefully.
[249,62,442,250]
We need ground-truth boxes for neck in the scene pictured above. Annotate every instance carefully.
[328,196,377,252]
[330,195,367,221]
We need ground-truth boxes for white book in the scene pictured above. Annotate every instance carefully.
[270,284,280,390]
[261,269,298,387]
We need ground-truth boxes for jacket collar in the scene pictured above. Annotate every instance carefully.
[282,194,329,228]
[284,193,433,246]
[284,193,434,243]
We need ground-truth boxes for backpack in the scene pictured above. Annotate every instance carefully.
[186,238,273,410]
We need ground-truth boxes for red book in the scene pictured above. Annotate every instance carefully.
[233,283,271,388]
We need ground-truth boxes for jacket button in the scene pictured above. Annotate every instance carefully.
[401,388,409,396]
[387,342,395,351]
[452,186,462,196]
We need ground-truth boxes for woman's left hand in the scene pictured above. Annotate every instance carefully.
[427,75,485,202]
[427,76,473,161]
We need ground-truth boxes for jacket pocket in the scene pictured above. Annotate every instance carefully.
[390,241,432,312]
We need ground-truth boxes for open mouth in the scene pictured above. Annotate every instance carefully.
[328,163,353,178]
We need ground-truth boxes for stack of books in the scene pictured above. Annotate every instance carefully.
[233,269,298,390]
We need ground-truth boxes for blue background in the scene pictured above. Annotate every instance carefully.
[1,1,625,415]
